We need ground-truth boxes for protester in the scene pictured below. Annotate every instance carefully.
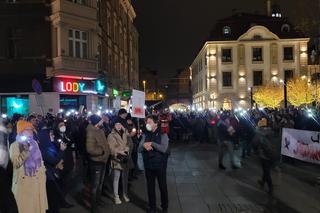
[0,119,19,213]
[10,120,48,213]
[53,119,74,177]
[108,120,131,204]
[86,115,110,213]
[253,118,278,195]
[139,115,169,213]
[38,127,74,213]
[217,112,238,170]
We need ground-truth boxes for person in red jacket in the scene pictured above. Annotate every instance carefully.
[159,110,171,134]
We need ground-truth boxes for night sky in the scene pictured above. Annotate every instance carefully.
[133,0,319,79]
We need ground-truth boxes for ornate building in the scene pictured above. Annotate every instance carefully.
[191,13,309,110]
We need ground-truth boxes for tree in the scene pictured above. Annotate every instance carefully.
[287,78,315,107]
[253,85,283,108]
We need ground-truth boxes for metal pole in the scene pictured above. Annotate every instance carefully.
[250,87,253,109]
[284,79,288,109]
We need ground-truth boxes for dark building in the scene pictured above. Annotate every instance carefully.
[0,0,51,92]
[166,68,192,107]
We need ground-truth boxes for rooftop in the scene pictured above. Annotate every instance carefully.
[208,13,306,41]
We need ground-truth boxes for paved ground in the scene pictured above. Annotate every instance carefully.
[62,142,320,213]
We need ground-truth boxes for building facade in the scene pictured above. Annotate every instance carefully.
[0,0,139,116]
[191,13,309,110]
[98,0,138,108]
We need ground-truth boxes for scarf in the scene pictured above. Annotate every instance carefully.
[18,136,42,176]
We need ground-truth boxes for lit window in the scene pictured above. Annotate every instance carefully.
[68,29,88,58]
[222,26,231,35]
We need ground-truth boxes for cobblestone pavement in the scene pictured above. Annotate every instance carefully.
[62,142,320,213]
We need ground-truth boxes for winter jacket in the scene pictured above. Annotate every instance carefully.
[107,129,130,170]
[86,124,110,163]
[38,130,64,181]
[10,141,48,213]
[252,127,279,162]
[0,124,9,169]
[139,128,169,170]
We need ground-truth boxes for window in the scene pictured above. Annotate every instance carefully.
[222,48,232,63]
[68,0,86,5]
[253,71,263,86]
[284,70,294,81]
[253,34,262,40]
[107,12,111,36]
[283,47,294,61]
[68,29,88,58]
[252,47,263,62]
[281,24,290,33]
[222,72,232,87]
[222,26,231,35]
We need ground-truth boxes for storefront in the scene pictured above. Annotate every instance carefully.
[52,77,108,112]
[0,77,110,116]
[0,95,30,117]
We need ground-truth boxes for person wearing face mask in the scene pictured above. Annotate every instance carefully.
[138,115,170,213]
[38,128,72,213]
[0,119,19,213]
[9,120,48,213]
[86,115,110,213]
[107,120,131,204]
[53,120,74,180]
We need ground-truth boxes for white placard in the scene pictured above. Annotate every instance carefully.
[281,128,320,165]
[113,96,121,110]
[131,89,145,118]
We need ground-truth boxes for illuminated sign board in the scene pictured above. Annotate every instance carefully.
[112,89,119,96]
[53,78,106,95]
[6,97,29,117]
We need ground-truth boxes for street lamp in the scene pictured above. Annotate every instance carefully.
[279,79,288,108]
[142,80,146,93]
[248,87,253,109]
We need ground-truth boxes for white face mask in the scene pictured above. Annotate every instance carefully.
[59,126,66,133]
[146,124,153,132]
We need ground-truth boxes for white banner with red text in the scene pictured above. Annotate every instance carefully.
[281,128,320,165]
[131,89,145,118]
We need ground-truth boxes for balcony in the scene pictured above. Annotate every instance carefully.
[49,56,98,79]
[51,0,97,25]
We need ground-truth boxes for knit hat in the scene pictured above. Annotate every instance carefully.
[118,108,127,116]
[17,120,35,134]
[89,115,102,126]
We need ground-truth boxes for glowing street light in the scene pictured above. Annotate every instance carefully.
[142,80,146,93]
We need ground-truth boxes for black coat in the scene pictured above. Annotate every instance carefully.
[0,167,18,213]
[38,130,64,181]
[142,129,169,170]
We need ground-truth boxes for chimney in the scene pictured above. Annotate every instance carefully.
[267,0,272,16]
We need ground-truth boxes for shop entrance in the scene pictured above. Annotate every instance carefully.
[59,94,86,111]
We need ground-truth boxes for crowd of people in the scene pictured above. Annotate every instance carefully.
[0,106,319,213]
[0,109,170,213]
